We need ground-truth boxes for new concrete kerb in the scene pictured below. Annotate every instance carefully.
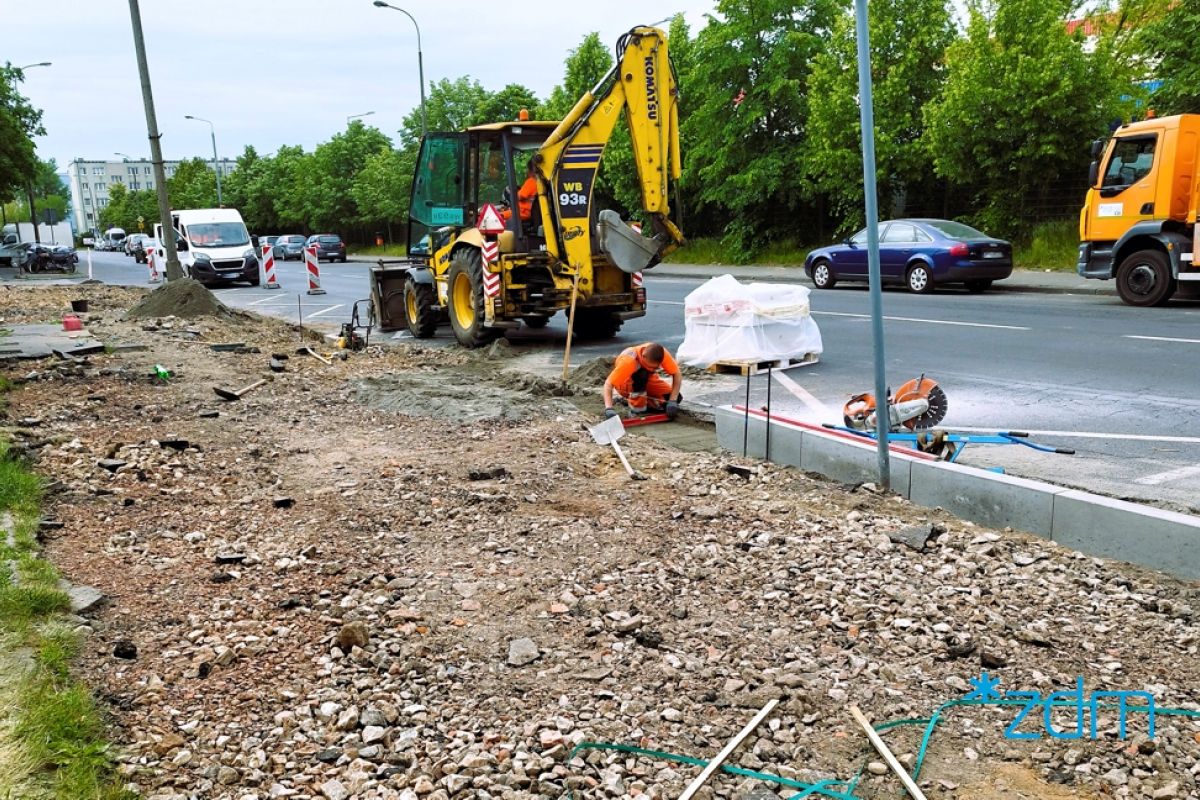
[716,405,1200,580]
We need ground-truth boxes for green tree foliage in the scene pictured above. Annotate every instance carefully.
[351,146,415,239]
[477,84,539,123]
[297,122,393,232]
[97,182,159,233]
[540,33,614,120]
[0,64,44,205]
[1135,0,1200,113]
[807,0,957,232]
[167,158,218,210]
[682,0,842,258]
[224,146,279,233]
[400,77,490,145]
[923,0,1131,236]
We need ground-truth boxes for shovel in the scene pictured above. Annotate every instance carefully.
[587,414,647,481]
[213,377,271,402]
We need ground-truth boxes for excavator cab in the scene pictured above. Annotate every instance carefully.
[407,124,558,259]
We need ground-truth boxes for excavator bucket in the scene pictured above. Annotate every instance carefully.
[597,210,659,274]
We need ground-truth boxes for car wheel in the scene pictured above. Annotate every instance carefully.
[906,263,935,294]
[964,279,993,293]
[811,259,837,289]
[1116,249,1175,307]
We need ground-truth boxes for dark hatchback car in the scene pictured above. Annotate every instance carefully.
[307,234,347,263]
[273,234,308,261]
[804,219,1013,293]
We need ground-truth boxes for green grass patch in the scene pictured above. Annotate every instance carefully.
[348,243,409,258]
[0,383,134,800]
[1013,219,1079,272]
[666,236,813,266]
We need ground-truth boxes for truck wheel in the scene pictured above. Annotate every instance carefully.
[404,276,438,338]
[1116,249,1175,307]
[572,308,623,339]
[521,314,551,329]
[447,249,500,348]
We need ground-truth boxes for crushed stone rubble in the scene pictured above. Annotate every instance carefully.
[2,285,1200,800]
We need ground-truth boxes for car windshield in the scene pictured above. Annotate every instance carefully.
[923,220,989,240]
[188,222,250,247]
[318,236,341,244]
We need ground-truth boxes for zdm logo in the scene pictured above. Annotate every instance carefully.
[964,671,1156,740]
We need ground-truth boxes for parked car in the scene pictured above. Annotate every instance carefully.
[273,234,307,261]
[124,233,148,257]
[306,233,347,263]
[804,218,1013,294]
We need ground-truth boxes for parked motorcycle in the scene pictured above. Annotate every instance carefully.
[25,243,79,273]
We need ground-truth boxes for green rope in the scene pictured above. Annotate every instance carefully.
[566,701,1200,798]
[567,741,863,800]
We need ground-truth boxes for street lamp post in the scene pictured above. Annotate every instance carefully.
[18,62,51,243]
[372,1,426,138]
[347,111,375,126]
[184,115,223,206]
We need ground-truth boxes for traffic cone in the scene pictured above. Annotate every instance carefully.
[305,245,325,295]
[147,246,161,284]
[262,244,280,289]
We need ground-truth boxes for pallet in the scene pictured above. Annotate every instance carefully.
[706,353,820,377]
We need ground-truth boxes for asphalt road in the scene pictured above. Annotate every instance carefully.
[66,249,1200,512]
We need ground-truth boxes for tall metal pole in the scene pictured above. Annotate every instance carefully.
[128,0,182,281]
[210,129,223,206]
[373,2,427,138]
[854,0,890,489]
[26,183,39,243]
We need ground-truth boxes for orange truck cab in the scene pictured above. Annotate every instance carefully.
[1079,114,1200,306]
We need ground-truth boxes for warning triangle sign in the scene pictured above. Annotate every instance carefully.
[476,203,507,235]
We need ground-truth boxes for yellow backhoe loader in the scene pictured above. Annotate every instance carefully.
[370,25,684,347]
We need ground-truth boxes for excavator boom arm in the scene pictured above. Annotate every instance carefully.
[534,27,683,281]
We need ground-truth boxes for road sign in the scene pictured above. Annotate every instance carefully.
[476,203,506,235]
[137,215,145,232]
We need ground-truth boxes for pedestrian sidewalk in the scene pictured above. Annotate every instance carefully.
[650,262,1111,295]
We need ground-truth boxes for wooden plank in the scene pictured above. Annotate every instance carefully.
[677,697,779,800]
[706,353,820,377]
[849,705,929,800]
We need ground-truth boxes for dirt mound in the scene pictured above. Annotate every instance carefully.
[124,279,233,321]
[569,356,615,387]
[355,371,577,423]
[493,370,573,397]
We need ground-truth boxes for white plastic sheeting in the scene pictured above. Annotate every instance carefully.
[675,274,824,367]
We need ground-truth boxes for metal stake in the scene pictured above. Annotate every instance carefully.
[297,294,303,340]
[742,372,751,458]
[765,365,773,463]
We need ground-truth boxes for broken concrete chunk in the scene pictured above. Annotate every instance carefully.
[887,523,939,552]
[507,637,540,666]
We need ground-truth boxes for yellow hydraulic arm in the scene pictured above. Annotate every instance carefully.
[533,26,683,286]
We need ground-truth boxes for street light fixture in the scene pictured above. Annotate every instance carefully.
[183,114,223,206]
[347,111,375,125]
[115,152,131,160]
[18,62,52,70]
[372,1,427,138]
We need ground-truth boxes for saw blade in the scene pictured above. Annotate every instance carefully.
[895,378,948,430]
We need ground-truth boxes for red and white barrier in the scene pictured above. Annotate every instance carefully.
[304,245,325,295]
[147,246,161,284]
[261,244,280,289]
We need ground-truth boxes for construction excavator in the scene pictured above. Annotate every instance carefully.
[370,25,684,347]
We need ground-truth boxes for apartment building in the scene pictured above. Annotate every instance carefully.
[67,156,236,233]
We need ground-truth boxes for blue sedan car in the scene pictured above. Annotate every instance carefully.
[804,218,1013,294]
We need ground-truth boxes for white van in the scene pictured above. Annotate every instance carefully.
[154,208,259,287]
[103,227,127,250]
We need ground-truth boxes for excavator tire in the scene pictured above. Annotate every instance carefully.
[447,248,501,348]
[403,276,438,338]
[521,314,551,329]
[572,308,624,340]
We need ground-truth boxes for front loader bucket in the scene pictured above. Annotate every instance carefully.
[597,210,658,274]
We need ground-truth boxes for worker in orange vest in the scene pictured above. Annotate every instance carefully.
[499,160,539,229]
[603,342,681,419]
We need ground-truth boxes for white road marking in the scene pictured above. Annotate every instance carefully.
[950,426,1200,445]
[771,371,836,420]
[248,295,286,305]
[813,310,1029,331]
[1134,463,1200,486]
[648,300,684,306]
[306,304,344,318]
[1124,335,1200,345]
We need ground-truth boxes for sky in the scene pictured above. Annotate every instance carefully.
[9,0,719,172]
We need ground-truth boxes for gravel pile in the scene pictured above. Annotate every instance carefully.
[3,287,1199,800]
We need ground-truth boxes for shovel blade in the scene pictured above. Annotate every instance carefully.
[587,414,626,445]
[213,386,240,401]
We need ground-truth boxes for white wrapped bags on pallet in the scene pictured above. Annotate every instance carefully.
[675,274,824,367]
